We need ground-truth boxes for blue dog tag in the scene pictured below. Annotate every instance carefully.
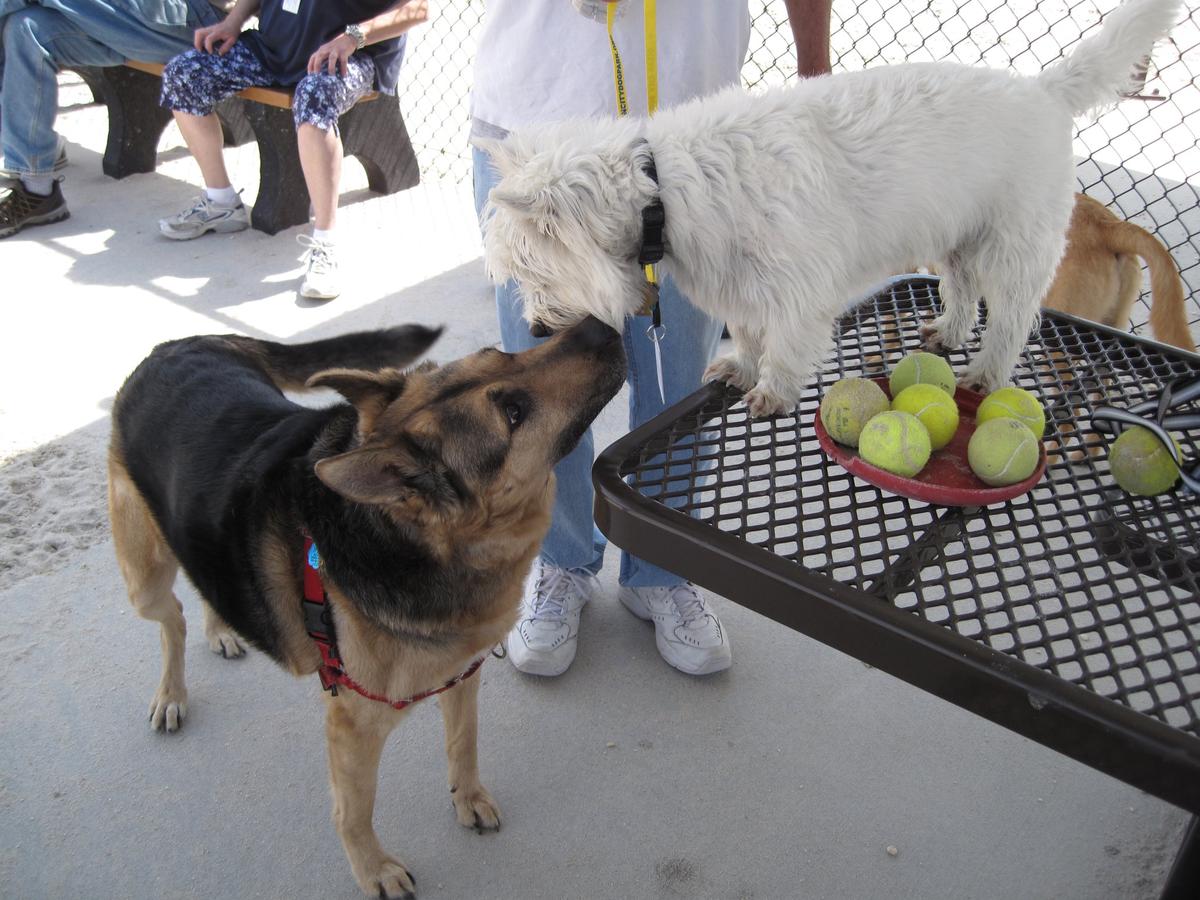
[308,543,321,570]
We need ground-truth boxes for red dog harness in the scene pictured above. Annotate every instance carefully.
[302,536,484,709]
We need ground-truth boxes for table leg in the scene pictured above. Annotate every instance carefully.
[1160,816,1199,900]
[863,506,968,598]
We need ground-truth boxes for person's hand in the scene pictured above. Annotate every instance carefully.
[308,33,358,77]
[194,20,241,55]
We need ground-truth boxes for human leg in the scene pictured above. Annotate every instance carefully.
[292,54,376,231]
[619,277,723,587]
[157,44,270,239]
[0,7,125,237]
[472,144,606,574]
[291,55,377,299]
[1,6,123,179]
[616,278,731,675]
[473,144,606,674]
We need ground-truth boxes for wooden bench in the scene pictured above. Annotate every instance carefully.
[73,61,419,235]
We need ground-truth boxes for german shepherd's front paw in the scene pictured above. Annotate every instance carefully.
[451,784,501,833]
[206,628,245,659]
[148,686,187,732]
[353,854,416,900]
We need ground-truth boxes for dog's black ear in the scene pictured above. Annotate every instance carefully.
[307,368,409,435]
[314,446,458,514]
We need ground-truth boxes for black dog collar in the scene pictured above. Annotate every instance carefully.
[637,144,666,266]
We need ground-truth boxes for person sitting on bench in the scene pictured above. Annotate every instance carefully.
[158,0,428,300]
[0,0,227,240]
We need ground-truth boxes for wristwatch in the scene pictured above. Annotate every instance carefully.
[344,23,366,50]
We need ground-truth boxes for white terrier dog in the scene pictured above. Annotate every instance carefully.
[482,0,1182,417]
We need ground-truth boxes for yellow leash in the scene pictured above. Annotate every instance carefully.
[606,1,668,402]
[607,1,659,290]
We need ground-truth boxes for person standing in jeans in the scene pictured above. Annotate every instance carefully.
[471,0,831,677]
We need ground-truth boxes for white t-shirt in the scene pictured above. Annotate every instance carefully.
[470,0,751,141]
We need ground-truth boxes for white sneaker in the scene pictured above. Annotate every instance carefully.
[619,583,732,675]
[158,194,248,240]
[298,234,340,299]
[506,558,596,676]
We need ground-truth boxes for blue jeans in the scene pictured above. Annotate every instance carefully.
[472,145,724,588]
[1,0,220,177]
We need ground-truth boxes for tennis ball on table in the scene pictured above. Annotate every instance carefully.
[967,418,1040,486]
[891,383,960,450]
[858,411,932,478]
[889,352,956,397]
[820,378,891,447]
[1108,426,1182,496]
[976,386,1046,437]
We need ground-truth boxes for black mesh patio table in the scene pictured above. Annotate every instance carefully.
[592,277,1200,895]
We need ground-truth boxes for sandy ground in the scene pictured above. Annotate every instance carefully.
[0,52,1195,900]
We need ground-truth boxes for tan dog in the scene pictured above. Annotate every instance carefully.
[1044,192,1195,351]
[108,321,625,898]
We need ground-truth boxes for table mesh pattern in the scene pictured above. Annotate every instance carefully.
[621,278,1200,736]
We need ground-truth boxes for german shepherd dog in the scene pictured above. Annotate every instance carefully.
[108,318,625,898]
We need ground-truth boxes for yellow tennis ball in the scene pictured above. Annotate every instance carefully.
[891,384,960,450]
[889,352,956,397]
[976,386,1046,437]
[820,378,891,447]
[859,411,932,478]
[1108,426,1182,496]
[967,418,1040,486]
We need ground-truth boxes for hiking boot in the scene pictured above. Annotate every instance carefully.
[506,558,597,676]
[0,179,69,239]
[298,234,340,299]
[619,583,732,675]
[159,194,248,241]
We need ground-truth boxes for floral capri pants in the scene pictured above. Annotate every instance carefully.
[159,42,376,134]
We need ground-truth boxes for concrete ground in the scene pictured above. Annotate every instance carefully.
[0,76,1192,900]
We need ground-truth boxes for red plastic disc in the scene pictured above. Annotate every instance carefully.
[814,379,1046,506]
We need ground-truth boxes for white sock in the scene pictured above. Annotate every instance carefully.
[205,186,239,206]
[21,175,53,197]
[312,227,336,244]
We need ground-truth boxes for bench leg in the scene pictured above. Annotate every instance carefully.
[215,98,255,149]
[340,97,420,196]
[244,103,312,235]
[76,66,172,179]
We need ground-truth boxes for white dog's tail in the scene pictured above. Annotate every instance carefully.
[1037,0,1182,114]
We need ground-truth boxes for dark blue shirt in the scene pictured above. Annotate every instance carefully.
[239,0,407,94]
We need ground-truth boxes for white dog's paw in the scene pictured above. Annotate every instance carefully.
[743,384,795,419]
[148,686,187,733]
[704,355,755,392]
[920,318,969,353]
[354,854,416,900]
[206,628,245,659]
[958,361,1010,395]
[451,783,501,833]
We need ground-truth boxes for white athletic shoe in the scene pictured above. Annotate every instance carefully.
[159,194,248,240]
[619,583,732,675]
[506,558,596,676]
[298,234,340,300]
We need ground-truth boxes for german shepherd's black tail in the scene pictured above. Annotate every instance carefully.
[223,325,443,392]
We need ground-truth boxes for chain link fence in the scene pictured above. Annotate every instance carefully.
[395,0,1200,344]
